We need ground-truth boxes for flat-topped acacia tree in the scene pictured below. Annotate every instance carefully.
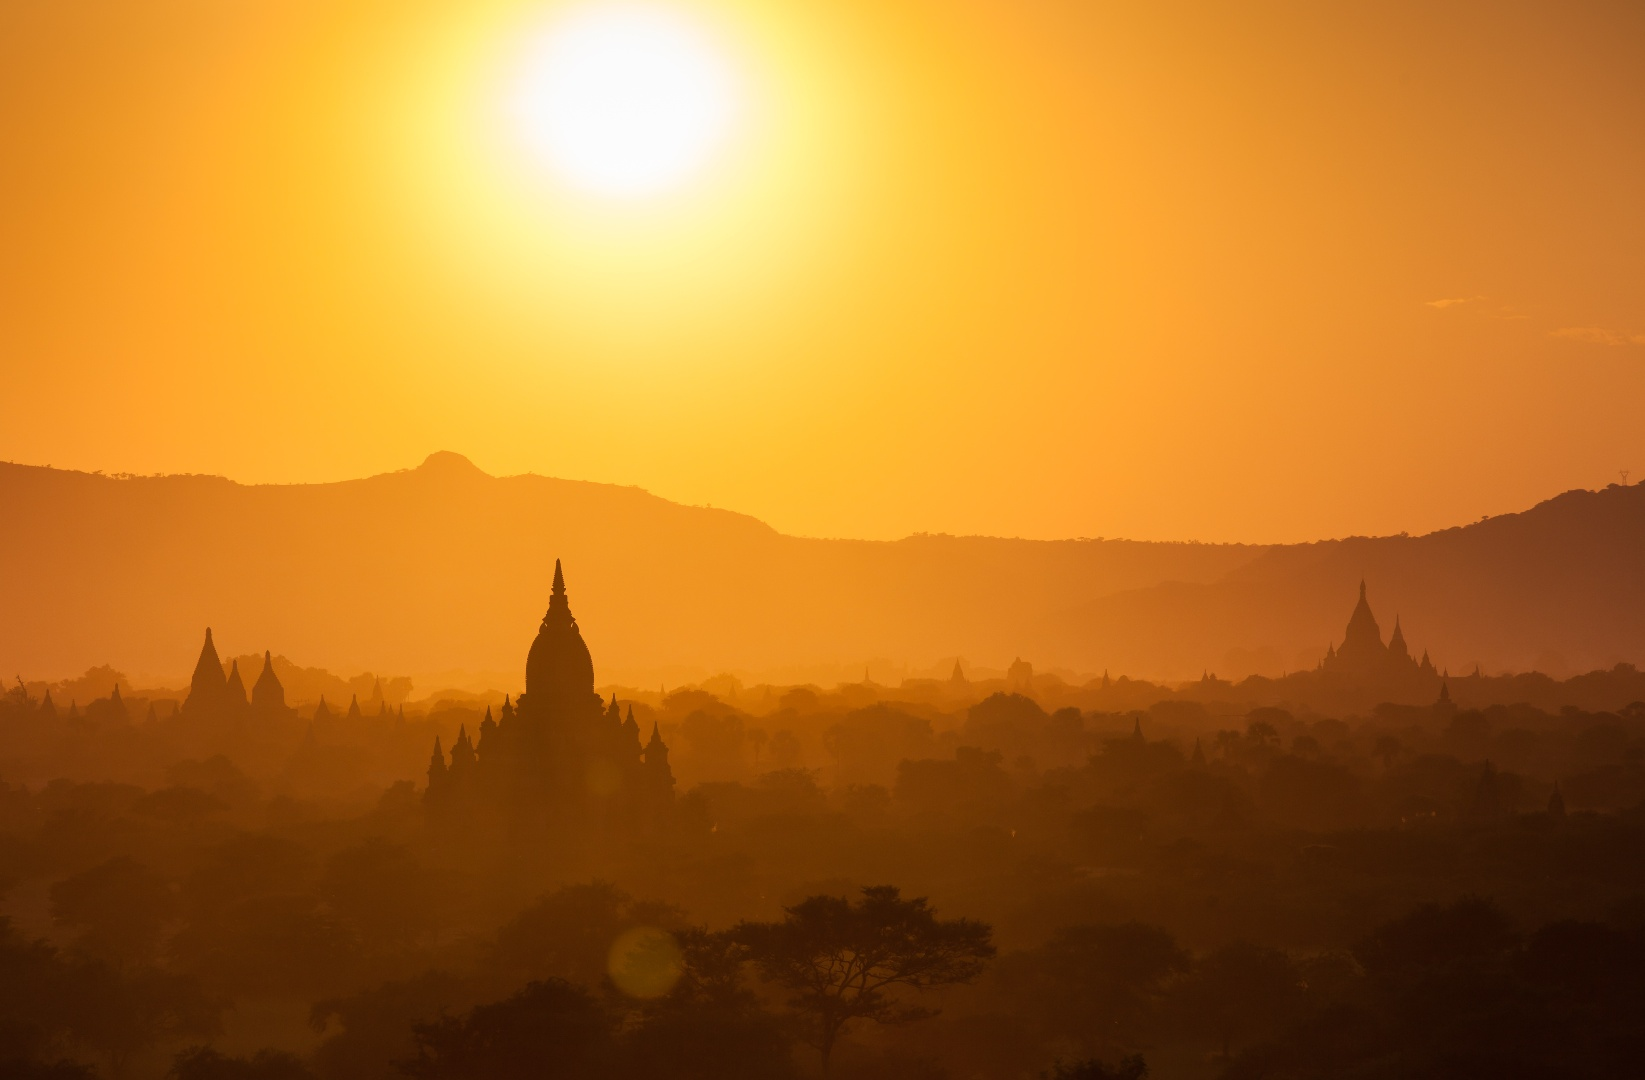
[734,885,995,1074]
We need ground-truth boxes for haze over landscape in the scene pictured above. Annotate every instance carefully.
[5,3,1645,1080]
[6,452,1645,691]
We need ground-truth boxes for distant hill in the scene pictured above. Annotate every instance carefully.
[2,453,1641,687]
[0,453,1254,687]
[1041,485,1645,680]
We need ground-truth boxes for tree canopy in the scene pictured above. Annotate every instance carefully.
[734,885,995,1072]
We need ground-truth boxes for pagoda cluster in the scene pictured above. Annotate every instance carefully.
[181,629,293,722]
[1319,581,1443,687]
[425,692,675,822]
[422,560,676,827]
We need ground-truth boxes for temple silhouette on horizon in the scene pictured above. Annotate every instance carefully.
[182,629,396,723]
[423,559,675,826]
[175,560,674,829]
[1320,580,1439,685]
[182,630,295,721]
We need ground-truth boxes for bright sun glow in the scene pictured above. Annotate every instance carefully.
[509,4,740,199]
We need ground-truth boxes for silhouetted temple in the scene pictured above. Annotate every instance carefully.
[182,630,293,721]
[1321,581,1438,683]
[424,560,674,825]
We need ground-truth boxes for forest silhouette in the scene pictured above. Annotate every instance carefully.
[5,565,1645,1079]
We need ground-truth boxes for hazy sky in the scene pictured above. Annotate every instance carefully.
[3,0,1642,543]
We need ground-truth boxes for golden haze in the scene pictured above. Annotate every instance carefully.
[2,0,1643,542]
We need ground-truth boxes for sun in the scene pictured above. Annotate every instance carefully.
[508,4,741,199]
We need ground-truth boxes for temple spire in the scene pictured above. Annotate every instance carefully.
[253,651,285,714]
[528,558,593,703]
[427,736,447,790]
[225,660,247,708]
[1388,616,1410,662]
[540,558,576,627]
[184,626,229,718]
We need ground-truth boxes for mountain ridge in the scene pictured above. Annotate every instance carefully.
[2,454,1639,686]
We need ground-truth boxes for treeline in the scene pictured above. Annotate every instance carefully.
[8,886,1644,1079]
[6,676,1645,1077]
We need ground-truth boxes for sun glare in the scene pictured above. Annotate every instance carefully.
[508,4,740,199]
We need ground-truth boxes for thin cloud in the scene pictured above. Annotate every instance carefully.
[1424,296,1484,309]
[1550,326,1645,347]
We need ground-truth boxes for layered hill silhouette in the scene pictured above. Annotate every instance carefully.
[3,452,1642,688]
[1047,482,1645,680]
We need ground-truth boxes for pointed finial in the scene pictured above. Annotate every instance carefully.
[553,559,566,596]
[1359,579,1367,599]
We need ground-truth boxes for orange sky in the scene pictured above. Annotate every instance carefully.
[2,0,1642,543]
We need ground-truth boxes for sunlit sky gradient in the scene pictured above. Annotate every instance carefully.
[3,0,1643,543]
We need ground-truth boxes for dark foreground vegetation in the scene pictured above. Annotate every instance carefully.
[5,674,1645,1078]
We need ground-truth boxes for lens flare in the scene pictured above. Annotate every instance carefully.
[608,926,685,999]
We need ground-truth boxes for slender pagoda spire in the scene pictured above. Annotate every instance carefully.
[427,736,447,790]
[184,627,229,717]
[225,660,248,709]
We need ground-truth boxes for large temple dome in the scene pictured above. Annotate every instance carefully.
[525,559,596,710]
